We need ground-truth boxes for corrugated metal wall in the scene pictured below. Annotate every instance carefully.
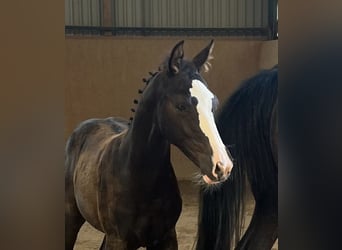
[65,0,102,26]
[65,0,269,28]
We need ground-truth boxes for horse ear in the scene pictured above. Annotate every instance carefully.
[193,40,214,72]
[168,40,184,74]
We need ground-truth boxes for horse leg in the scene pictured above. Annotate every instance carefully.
[147,228,178,250]
[99,235,106,250]
[102,234,132,250]
[65,184,85,250]
[235,195,278,250]
[65,203,85,249]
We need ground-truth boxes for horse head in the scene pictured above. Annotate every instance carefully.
[154,40,233,185]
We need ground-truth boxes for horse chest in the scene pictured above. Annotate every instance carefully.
[113,189,182,245]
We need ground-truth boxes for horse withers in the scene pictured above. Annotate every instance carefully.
[65,40,233,250]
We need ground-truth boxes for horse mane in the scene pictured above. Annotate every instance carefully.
[128,70,159,126]
[196,66,278,250]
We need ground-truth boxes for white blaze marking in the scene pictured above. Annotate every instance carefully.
[190,80,233,178]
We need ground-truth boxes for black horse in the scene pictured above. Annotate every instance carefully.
[65,40,233,250]
[196,66,278,250]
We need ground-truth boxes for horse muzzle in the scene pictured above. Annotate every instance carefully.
[202,160,233,184]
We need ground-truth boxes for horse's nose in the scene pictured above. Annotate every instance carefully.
[213,161,231,181]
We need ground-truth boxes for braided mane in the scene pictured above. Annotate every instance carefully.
[128,71,159,126]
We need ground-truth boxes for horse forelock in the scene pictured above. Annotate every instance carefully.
[129,60,207,126]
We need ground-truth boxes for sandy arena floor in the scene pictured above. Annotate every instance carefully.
[74,181,278,250]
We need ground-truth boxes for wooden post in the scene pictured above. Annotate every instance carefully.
[102,0,112,35]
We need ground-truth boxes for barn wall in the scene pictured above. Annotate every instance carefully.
[65,37,277,180]
[259,39,278,69]
[65,0,269,28]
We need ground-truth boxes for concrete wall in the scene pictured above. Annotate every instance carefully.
[65,37,278,180]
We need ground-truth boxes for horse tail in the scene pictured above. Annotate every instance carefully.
[196,162,246,250]
[65,126,82,185]
[65,119,101,176]
[196,66,278,250]
[65,131,77,174]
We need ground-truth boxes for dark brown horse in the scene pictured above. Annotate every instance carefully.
[196,66,278,250]
[65,40,233,250]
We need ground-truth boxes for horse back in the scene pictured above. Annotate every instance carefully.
[65,117,128,170]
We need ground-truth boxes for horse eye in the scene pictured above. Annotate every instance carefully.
[176,103,186,111]
[191,97,198,106]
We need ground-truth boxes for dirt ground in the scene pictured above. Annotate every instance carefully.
[74,181,278,250]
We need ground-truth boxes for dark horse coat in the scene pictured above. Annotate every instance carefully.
[65,40,233,250]
[196,66,278,250]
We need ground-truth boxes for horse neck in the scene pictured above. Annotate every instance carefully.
[124,81,170,167]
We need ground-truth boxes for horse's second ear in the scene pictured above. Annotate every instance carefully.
[168,40,184,74]
[193,40,214,72]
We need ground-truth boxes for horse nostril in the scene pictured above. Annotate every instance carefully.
[214,162,224,179]
[214,161,232,181]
